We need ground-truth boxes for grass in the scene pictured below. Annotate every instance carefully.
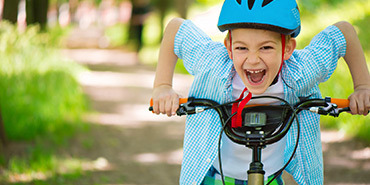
[0,21,88,141]
[0,22,91,183]
[2,152,100,184]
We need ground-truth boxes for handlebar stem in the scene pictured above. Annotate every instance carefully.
[248,147,265,185]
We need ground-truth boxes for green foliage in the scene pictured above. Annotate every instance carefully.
[0,21,88,141]
[8,146,57,174]
[298,0,347,13]
[104,12,161,50]
[297,0,370,49]
[104,23,129,47]
[2,144,87,183]
[195,0,220,6]
[296,0,370,142]
[174,60,188,74]
[353,14,370,53]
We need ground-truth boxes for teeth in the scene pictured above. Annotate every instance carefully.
[246,69,264,74]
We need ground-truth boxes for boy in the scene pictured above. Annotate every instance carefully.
[151,0,370,184]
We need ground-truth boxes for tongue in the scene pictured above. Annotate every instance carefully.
[250,72,264,83]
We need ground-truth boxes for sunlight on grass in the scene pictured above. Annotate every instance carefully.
[3,157,112,183]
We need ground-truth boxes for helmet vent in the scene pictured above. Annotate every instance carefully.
[236,0,242,5]
[262,0,274,7]
[248,0,255,10]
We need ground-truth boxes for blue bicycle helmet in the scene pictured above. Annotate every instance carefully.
[218,0,301,37]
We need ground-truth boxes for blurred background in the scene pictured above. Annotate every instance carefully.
[0,0,369,184]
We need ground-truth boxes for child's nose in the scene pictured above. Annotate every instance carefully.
[246,52,260,65]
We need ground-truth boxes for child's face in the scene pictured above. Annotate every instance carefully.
[226,28,294,95]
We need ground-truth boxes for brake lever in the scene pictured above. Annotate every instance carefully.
[176,104,190,116]
[176,98,206,116]
[176,98,195,116]
[309,103,344,117]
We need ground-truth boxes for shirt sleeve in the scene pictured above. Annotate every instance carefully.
[174,20,220,76]
[303,25,347,83]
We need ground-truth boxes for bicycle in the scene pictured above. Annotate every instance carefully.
[149,96,365,185]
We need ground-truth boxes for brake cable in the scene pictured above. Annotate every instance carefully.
[218,111,237,185]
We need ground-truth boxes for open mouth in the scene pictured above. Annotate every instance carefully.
[245,69,266,85]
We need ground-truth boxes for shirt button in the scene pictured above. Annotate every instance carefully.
[206,158,211,163]
[193,182,197,185]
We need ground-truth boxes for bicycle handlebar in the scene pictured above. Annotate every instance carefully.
[149,97,352,114]
[147,96,367,185]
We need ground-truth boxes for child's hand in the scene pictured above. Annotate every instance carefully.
[151,84,180,116]
[348,85,370,115]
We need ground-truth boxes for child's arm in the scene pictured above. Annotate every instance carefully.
[334,21,370,115]
[152,18,184,116]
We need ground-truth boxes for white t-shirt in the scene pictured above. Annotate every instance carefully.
[213,73,286,180]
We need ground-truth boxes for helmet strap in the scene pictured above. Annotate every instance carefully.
[279,34,286,75]
[271,34,286,86]
[229,30,233,60]
[231,88,252,128]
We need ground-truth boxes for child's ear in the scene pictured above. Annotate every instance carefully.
[224,37,233,60]
[283,38,296,60]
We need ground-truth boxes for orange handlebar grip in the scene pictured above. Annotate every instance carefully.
[179,98,188,104]
[150,98,188,107]
[330,98,349,108]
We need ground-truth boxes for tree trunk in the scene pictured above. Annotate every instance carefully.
[2,0,20,23]
[55,0,60,26]
[69,0,78,23]
[26,0,49,30]
[175,0,192,19]
[129,0,152,51]
[0,107,7,150]
[156,0,171,40]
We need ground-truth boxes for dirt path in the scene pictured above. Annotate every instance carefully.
[61,27,370,185]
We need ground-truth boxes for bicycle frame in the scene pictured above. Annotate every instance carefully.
[149,96,356,185]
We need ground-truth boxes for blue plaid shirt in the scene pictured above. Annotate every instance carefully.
[173,20,346,185]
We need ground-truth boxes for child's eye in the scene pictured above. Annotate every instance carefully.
[235,47,247,50]
[261,46,273,50]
